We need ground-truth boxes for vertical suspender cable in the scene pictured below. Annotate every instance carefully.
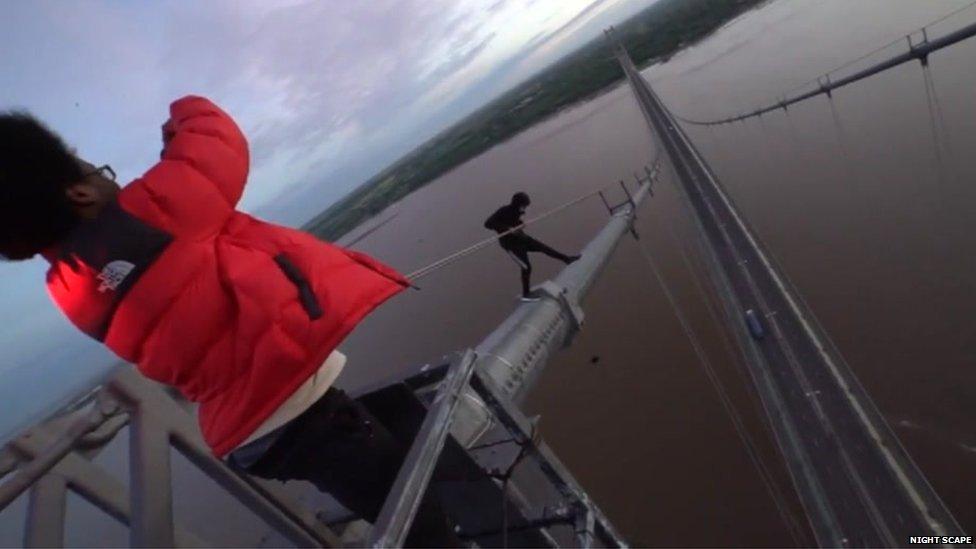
[631,235,808,546]
[920,64,954,186]
[655,190,776,446]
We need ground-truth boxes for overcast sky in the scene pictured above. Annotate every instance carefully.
[0,0,658,440]
[4,0,657,222]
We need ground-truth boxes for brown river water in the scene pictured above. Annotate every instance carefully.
[334,1,976,545]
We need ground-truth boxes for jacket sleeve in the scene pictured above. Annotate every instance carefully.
[161,96,249,208]
[484,207,503,231]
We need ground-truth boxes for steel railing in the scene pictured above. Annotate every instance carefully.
[0,368,340,548]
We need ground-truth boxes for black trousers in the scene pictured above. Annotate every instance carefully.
[500,233,573,295]
[239,388,459,547]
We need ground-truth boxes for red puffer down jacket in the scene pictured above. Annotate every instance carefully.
[46,96,409,457]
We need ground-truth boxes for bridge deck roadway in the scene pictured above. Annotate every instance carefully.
[613,44,963,547]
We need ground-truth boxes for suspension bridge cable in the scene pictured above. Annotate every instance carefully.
[652,169,812,545]
[922,68,952,155]
[404,158,661,282]
[822,96,872,212]
[914,0,976,35]
[826,97,852,168]
[656,193,772,434]
[780,0,976,100]
[650,162,808,542]
[921,65,958,185]
[921,67,950,188]
[675,3,976,126]
[631,237,807,547]
[404,186,614,281]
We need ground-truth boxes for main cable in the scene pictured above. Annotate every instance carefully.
[676,1,976,126]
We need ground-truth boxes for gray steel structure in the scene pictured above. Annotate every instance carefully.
[0,368,341,547]
[606,30,966,547]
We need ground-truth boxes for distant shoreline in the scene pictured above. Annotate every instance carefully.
[305,0,767,242]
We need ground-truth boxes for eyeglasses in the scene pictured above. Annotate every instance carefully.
[82,164,116,182]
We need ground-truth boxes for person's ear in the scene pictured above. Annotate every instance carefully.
[65,183,99,207]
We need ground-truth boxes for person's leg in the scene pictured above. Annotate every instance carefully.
[504,246,532,297]
[520,266,531,297]
[522,234,580,264]
[242,388,459,547]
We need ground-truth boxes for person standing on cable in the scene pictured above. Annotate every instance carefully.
[484,192,581,301]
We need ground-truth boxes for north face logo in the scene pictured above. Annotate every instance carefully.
[97,260,135,293]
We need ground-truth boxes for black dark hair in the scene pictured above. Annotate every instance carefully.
[0,112,82,260]
[511,192,530,206]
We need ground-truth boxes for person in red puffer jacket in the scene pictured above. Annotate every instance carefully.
[0,96,458,546]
